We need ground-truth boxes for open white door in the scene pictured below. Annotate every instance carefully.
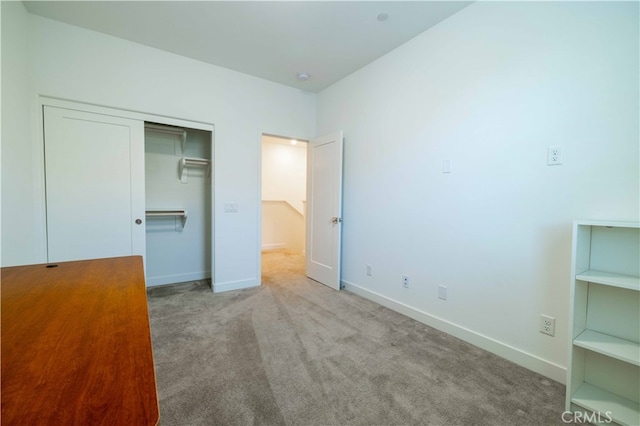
[44,106,145,262]
[305,131,343,289]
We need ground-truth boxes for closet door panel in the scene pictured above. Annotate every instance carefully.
[44,106,145,262]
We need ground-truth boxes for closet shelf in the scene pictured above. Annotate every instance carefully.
[145,123,187,152]
[575,270,640,291]
[573,329,640,366]
[571,383,639,426]
[145,209,188,226]
[179,157,211,182]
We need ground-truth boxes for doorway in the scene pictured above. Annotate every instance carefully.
[261,134,308,281]
[144,123,213,287]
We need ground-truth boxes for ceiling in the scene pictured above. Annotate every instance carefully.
[23,1,472,93]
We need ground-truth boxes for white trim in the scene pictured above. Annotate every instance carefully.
[575,219,640,228]
[39,96,213,132]
[257,131,264,289]
[213,278,259,293]
[146,271,211,287]
[341,279,567,384]
[262,243,286,251]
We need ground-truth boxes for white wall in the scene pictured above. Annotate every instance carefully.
[262,137,307,213]
[1,10,316,294]
[261,201,305,253]
[1,2,36,265]
[317,1,639,382]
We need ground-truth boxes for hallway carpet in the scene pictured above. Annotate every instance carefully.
[147,249,569,425]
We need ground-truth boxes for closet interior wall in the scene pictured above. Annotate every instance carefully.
[144,124,212,286]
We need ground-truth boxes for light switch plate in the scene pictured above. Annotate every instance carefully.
[224,203,238,213]
[438,285,447,300]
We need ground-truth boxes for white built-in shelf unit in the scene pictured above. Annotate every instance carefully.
[566,220,640,426]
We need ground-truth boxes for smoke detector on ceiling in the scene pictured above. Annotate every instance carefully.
[297,73,310,81]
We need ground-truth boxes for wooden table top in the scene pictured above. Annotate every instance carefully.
[1,256,159,425]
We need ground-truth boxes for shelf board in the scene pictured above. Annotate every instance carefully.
[179,157,211,183]
[571,383,640,426]
[576,220,640,229]
[145,209,187,227]
[145,209,187,217]
[576,270,640,291]
[574,330,640,366]
[145,123,187,152]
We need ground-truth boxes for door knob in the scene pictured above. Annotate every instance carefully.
[135,219,142,225]
[331,217,342,224]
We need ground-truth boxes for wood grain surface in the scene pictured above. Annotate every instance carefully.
[1,256,159,425]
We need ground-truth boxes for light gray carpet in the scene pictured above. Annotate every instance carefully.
[147,250,570,426]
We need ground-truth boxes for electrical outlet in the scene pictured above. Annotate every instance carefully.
[366,264,372,276]
[539,314,556,336]
[402,275,409,288]
[547,145,563,166]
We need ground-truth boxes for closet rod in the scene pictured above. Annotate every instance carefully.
[145,209,188,226]
[182,157,210,166]
[179,157,211,181]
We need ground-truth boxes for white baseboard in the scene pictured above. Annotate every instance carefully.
[341,280,566,384]
[146,271,211,287]
[262,243,286,250]
[213,278,259,293]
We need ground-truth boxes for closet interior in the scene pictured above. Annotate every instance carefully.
[144,123,212,287]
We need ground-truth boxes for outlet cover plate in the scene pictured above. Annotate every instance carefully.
[540,314,556,336]
[547,145,563,166]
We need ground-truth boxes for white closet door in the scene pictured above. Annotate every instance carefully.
[44,106,145,263]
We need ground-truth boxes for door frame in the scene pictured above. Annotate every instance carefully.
[37,97,215,286]
[257,132,310,283]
